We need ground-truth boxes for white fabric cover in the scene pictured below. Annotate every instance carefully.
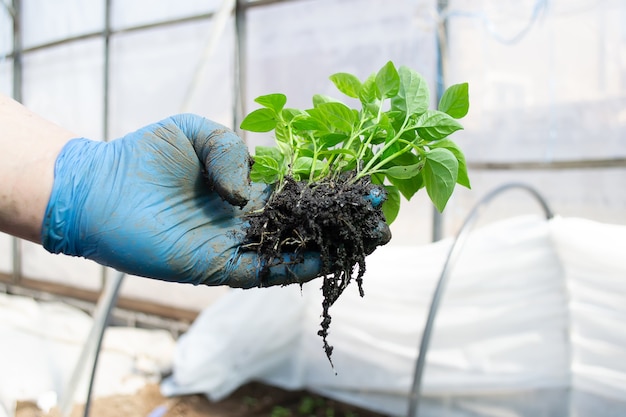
[0,293,176,417]
[162,216,626,416]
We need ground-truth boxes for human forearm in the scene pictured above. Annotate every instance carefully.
[0,94,74,242]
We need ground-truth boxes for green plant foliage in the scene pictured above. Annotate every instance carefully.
[438,82,469,119]
[270,406,293,417]
[297,396,317,415]
[240,61,470,221]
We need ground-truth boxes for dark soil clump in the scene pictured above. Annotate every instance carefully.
[243,174,389,365]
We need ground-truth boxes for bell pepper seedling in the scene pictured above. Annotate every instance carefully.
[240,61,470,365]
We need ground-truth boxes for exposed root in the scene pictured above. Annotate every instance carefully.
[243,175,387,366]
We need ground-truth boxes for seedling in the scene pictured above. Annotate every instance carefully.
[241,61,469,364]
[241,60,469,220]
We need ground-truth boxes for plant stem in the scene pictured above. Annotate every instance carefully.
[310,132,319,183]
[333,120,366,170]
[364,142,415,177]
[356,118,412,180]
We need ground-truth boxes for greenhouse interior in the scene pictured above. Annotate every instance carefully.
[1,0,625,416]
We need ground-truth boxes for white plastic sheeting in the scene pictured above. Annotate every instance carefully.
[162,216,626,416]
[0,293,176,417]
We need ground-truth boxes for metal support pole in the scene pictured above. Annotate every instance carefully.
[233,0,247,137]
[431,0,449,242]
[406,183,554,417]
[58,271,126,417]
[99,0,112,291]
[11,0,22,284]
[103,0,111,143]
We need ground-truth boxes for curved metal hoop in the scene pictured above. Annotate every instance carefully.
[59,271,126,417]
[406,182,554,417]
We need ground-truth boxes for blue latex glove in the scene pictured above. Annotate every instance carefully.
[42,114,390,288]
[41,114,325,288]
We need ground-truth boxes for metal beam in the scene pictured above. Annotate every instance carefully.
[468,158,626,170]
[233,0,248,137]
[11,0,22,285]
[431,0,449,242]
[407,183,554,417]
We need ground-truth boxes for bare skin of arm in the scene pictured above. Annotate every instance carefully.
[0,94,75,243]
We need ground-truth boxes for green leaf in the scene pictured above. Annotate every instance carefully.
[375,61,400,99]
[359,73,378,105]
[381,162,424,179]
[431,139,471,189]
[382,185,401,224]
[380,140,414,172]
[329,72,362,98]
[293,156,314,174]
[252,146,285,183]
[337,158,358,172]
[254,145,283,161]
[388,173,423,201]
[370,173,385,185]
[281,108,306,123]
[320,147,357,159]
[251,155,279,170]
[312,94,340,107]
[415,110,463,141]
[305,108,333,131]
[254,93,287,113]
[274,122,290,144]
[423,148,459,212]
[365,113,394,145]
[438,83,469,119]
[319,132,348,148]
[290,112,326,131]
[240,108,277,132]
[391,66,429,116]
[384,110,405,125]
[315,102,355,133]
[250,155,281,184]
[380,152,424,200]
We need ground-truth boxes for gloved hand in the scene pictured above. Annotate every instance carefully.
[42,114,389,288]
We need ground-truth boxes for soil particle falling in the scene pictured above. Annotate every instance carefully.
[243,175,389,365]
